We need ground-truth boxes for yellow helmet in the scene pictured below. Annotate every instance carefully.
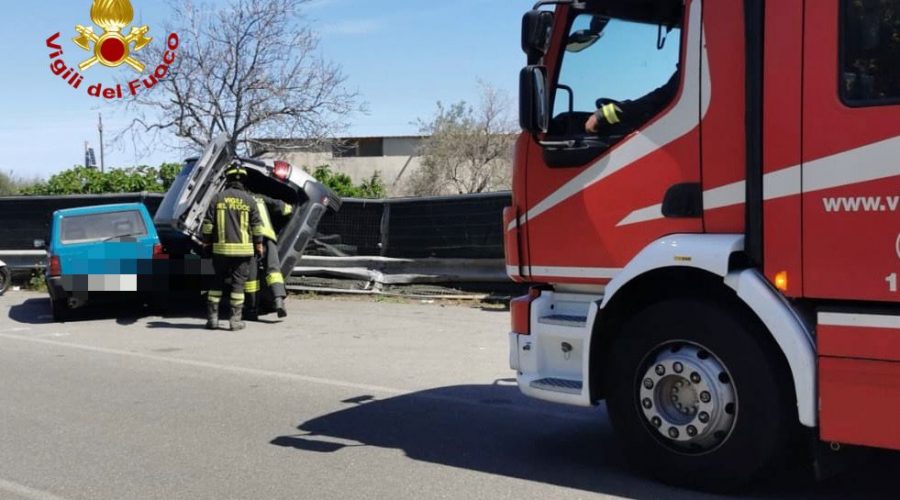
[224,164,247,179]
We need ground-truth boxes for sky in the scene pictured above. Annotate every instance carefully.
[0,0,526,179]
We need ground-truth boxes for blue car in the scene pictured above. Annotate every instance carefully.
[45,203,165,321]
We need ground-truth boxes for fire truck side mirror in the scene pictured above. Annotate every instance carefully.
[522,10,554,64]
[520,65,549,134]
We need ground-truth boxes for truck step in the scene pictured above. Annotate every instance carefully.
[530,377,583,394]
[538,314,588,327]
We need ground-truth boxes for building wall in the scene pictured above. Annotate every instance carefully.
[263,151,421,196]
[383,137,422,157]
[260,136,426,196]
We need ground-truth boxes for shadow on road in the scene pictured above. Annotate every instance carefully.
[272,382,898,499]
[7,296,204,325]
[7,297,56,325]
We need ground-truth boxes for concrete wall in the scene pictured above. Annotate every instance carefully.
[260,136,427,196]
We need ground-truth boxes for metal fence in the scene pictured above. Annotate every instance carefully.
[0,191,512,286]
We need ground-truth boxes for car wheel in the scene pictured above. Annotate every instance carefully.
[603,298,796,492]
[51,297,69,322]
[0,266,10,296]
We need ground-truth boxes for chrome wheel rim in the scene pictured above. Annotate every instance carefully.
[637,341,737,454]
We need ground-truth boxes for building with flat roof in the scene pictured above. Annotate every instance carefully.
[252,136,426,196]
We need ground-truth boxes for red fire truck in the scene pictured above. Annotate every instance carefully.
[506,0,899,490]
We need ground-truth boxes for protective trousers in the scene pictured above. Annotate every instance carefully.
[262,239,286,298]
[244,240,285,314]
[208,256,251,315]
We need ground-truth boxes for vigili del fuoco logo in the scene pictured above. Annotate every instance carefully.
[45,0,179,100]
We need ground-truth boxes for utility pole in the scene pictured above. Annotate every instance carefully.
[98,113,105,173]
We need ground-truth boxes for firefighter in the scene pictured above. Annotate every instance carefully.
[201,164,264,331]
[585,70,679,135]
[244,192,292,319]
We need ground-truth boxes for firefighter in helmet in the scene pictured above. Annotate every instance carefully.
[201,164,264,331]
[244,193,292,319]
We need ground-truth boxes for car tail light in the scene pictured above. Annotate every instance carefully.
[511,286,543,335]
[273,161,292,181]
[152,243,168,259]
[48,255,61,277]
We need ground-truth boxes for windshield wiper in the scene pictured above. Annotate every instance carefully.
[102,232,145,242]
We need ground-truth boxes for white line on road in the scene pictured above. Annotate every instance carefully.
[0,332,405,395]
[0,332,595,422]
[0,478,69,500]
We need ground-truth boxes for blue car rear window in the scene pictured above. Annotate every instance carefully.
[60,210,148,244]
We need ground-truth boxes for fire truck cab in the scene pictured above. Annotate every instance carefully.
[507,0,899,490]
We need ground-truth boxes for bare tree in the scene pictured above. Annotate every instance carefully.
[407,83,516,196]
[123,0,363,155]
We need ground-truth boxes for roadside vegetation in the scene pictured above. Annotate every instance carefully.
[309,165,385,199]
[19,163,182,195]
[407,83,516,196]
[27,269,47,292]
[12,162,383,199]
[0,170,41,195]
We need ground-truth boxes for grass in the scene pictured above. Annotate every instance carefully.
[27,268,47,292]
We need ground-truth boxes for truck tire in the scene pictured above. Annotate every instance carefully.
[0,266,9,296]
[603,297,796,492]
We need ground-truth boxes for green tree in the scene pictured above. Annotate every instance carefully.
[20,163,182,195]
[159,163,183,190]
[309,165,385,199]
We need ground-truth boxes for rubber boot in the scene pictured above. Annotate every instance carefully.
[275,296,287,318]
[205,301,218,330]
[229,305,246,331]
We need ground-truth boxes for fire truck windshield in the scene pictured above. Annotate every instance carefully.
[549,14,681,142]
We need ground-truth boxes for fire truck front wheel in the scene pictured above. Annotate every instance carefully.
[603,297,796,492]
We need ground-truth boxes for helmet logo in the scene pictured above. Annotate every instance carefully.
[73,0,152,73]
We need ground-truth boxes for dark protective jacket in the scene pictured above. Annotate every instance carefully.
[595,71,680,134]
[201,183,264,257]
[252,193,293,242]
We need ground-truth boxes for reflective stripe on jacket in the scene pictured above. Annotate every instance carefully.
[252,194,291,242]
[202,186,264,257]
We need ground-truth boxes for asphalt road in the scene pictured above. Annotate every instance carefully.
[0,291,896,500]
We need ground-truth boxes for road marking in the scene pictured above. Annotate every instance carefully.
[0,333,596,423]
[0,478,69,500]
[0,332,405,395]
